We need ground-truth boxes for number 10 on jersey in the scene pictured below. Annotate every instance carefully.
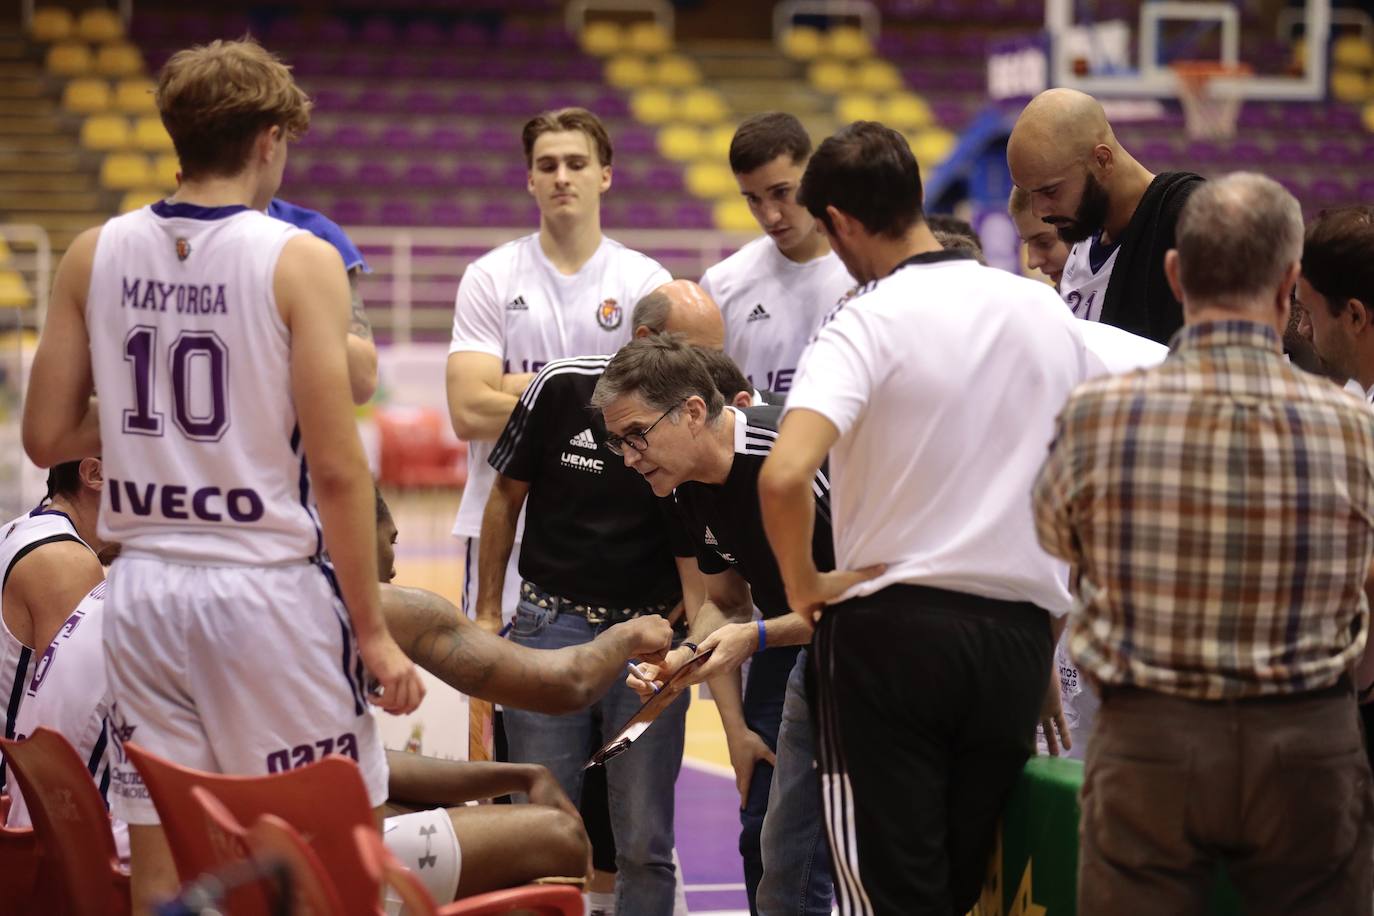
[123,325,230,441]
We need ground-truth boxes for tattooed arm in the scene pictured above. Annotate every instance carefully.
[382,584,673,714]
[345,266,379,405]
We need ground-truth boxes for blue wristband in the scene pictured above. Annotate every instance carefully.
[756,619,767,653]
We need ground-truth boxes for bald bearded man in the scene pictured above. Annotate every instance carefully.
[1007,89,1204,344]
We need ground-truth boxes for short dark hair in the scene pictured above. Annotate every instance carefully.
[1175,172,1302,306]
[925,214,976,238]
[46,461,83,499]
[1303,206,1374,317]
[694,348,751,401]
[933,228,986,264]
[631,288,671,333]
[728,112,812,175]
[590,335,724,421]
[798,121,923,239]
[522,107,613,168]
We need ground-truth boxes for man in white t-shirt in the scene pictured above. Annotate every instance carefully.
[700,112,854,398]
[446,107,671,633]
[759,122,1085,915]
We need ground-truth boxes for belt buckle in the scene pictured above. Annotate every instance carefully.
[584,605,610,625]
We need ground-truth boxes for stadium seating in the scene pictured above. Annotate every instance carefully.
[0,729,130,916]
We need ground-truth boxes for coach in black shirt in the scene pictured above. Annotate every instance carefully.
[477,282,722,916]
[592,336,836,916]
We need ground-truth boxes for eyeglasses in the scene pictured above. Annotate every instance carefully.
[604,404,680,456]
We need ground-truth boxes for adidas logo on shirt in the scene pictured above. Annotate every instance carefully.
[507,295,529,310]
[704,526,718,545]
[569,428,597,450]
[746,303,770,322]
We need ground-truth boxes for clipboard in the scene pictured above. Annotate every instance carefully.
[585,648,715,769]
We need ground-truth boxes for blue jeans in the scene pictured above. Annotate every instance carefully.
[502,595,688,916]
[756,648,834,916]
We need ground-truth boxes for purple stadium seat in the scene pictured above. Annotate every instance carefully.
[673,202,713,230]
[1184,141,1224,165]
[428,200,469,227]
[1355,179,1374,201]
[644,165,683,193]
[591,92,630,118]
[1316,142,1357,167]
[405,90,446,115]
[354,161,397,186]
[358,17,397,45]
[474,126,512,154]
[454,162,492,186]
[379,125,419,149]
[1227,141,1265,167]
[502,20,538,49]
[403,162,447,188]
[354,88,396,112]
[1269,141,1308,165]
[338,56,379,78]
[452,22,489,47]
[330,124,373,150]
[427,126,468,151]
[329,199,368,226]
[309,87,350,113]
[1323,106,1362,130]
[535,23,575,51]
[1308,178,1348,207]
[498,162,529,187]
[403,19,446,46]
[616,126,656,156]
[478,199,520,226]
[490,91,537,117]
[306,161,347,186]
[379,200,419,225]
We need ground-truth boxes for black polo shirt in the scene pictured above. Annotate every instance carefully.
[671,404,835,618]
[489,355,689,608]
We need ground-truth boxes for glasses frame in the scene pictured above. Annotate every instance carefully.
[604,403,680,456]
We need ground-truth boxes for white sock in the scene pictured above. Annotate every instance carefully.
[586,890,616,916]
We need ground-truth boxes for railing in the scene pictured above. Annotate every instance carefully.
[346,226,759,345]
[565,0,675,37]
[0,224,51,519]
[773,0,882,45]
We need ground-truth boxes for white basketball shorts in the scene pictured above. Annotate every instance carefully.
[460,537,523,627]
[104,554,389,825]
[382,808,462,913]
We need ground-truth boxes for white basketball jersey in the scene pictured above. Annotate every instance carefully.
[86,202,322,565]
[6,581,125,866]
[1059,237,1120,323]
[448,233,671,538]
[0,505,89,791]
[700,237,855,396]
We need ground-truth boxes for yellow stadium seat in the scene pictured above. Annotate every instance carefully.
[808,60,853,94]
[678,88,727,123]
[1333,36,1374,70]
[580,21,623,57]
[62,78,111,114]
[76,8,124,43]
[0,272,32,309]
[713,198,758,233]
[836,93,882,123]
[685,162,737,199]
[909,128,957,166]
[46,42,93,77]
[153,153,181,189]
[657,124,704,161]
[134,116,174,152]
[0,235,11,262]
[626,22,671,55]
[605,55,651,89]
[883,92,933,130]
[96,43,144,78]
[114,78,157,114]
[101,152,153,190]
[655,55,700,88]
[120,189,166,213]
[704,123,735,159]
[1331,68,1368,103]
[631,88,675,125]
[780,26,823,61]
[827,26,872,60]
[1364,101,1374,132]
[29,7,74,43]
[80,114,131,150]
[856,60,902,93]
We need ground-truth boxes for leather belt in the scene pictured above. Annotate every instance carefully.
[520,581,675,626]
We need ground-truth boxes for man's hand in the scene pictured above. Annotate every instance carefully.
[625,643,695,700]
[1039,672,1071,757]
[680,622,757,685]
[610,615,673,664]
[523,764,580,822]
[360,631,426,714]
[725,729,776,809]
[788,565,886,622]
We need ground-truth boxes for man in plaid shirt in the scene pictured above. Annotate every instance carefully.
[1034,172,1374,916]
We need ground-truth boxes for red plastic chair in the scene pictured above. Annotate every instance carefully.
[375,406,468,489]
[0,819,41,916]
[124,742,379,916]
[353,825,583,916]
[192,785,344,916]
[0,728,130,916]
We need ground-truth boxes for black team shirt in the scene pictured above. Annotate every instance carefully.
[671,404,835,616]
[488,356,690,609]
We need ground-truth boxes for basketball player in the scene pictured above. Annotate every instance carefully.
[1008,186,1069,288]
[21,38,423,910]
[1007,88,1204,343]
[446,107,671,634]
[699,112,855,398]
[0,460,105,794]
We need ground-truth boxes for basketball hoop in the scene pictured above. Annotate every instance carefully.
[1171,60,1252,140]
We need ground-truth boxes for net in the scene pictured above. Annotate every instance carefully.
[1172,60,1253,140]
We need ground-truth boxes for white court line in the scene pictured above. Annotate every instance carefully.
[685,883,747,892]
[681,756,735,779]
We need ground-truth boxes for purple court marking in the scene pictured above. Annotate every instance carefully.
[676,761,748,912]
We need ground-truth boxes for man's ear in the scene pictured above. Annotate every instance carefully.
[1348,297,1371,335]
[79,457,103,492]
[1164,249,1184,306]
[731,391,753,409]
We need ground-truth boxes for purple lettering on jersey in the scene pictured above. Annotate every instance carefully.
[226,489,264,522]
[502,359,548,374]
[315,737,336,757]
[266,733,359,774]
[186,285,199,313]
[27,645,54,696]
[121,278,140,309]
[123,480,156,516]
[336,732,359,761]
[160,484,189,520]
[192,487,223,521]
[157,282,178,312]
[266,750,291,774]
[141,283,159,311]
[108,479,121,513]
[766,368,796,393]
[170,331,230,441]
[291,744,315,768]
